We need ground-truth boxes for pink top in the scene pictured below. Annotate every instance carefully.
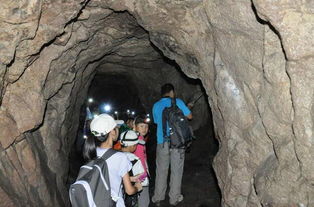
[134,135,149,182]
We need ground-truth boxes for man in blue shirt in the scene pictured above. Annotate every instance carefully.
[152,83,192,206]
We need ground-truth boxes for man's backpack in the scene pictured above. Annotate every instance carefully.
[162,98,194,149]
[69,149,117,207]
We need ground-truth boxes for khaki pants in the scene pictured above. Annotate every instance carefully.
[152,142,185,205]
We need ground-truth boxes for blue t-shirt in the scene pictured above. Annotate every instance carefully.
[152,97,191,144]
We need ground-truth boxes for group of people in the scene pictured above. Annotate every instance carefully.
[80,83,192,207]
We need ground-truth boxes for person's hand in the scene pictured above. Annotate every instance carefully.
[187,102,194,109]
[130,175,140,183]
[134,182,142,192]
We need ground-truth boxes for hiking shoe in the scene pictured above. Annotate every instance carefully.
[170,195,184,206]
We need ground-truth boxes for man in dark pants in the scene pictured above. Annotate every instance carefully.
[152,83,192,206]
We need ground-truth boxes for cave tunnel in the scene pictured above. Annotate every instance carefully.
[1,1,314,207]
[68,37,221,207]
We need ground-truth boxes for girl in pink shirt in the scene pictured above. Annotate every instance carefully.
[134,115,150,207]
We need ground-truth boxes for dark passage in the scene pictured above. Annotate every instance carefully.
[87,74,146,119]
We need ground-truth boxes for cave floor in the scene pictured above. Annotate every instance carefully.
[147,123,221,207]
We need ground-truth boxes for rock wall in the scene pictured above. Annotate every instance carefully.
[0,0,313,207]
[0,3,149,206]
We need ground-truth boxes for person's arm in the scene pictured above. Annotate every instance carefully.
[177,99,192,120]
[122,173,142,195]
[129,174,144,183]
[186,113,192,120]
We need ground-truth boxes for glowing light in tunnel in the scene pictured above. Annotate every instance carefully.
[104,104,111,112]
[88,98,94,103]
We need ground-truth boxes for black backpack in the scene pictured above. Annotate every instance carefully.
[162,98,194,149]
[69,149,117,207]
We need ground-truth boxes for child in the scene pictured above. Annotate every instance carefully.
[120,130,146,207]
[120,117,135,133]
[83,114,142,207]
[133,115,150,207]
[114,117,135,151]
[126,117,135,130]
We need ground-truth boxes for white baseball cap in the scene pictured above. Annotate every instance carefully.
[115,120,125,126]
[120,130,139,146]
[90,114,120,136]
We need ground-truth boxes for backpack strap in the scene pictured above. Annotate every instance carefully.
[100,148,117,161]
[162,107,169,144]
[171,97,177,108]
[162,97,176,145]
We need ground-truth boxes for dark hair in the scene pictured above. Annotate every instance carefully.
[85,120,92,134]
[126,117,134,122]
[161,83,174,96]
[134,115,149,125]
[83,134,109,161]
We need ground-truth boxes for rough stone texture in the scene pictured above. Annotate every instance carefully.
[0,186,15,207]
[0,0,313,207]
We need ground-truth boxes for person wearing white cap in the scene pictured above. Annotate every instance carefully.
[83,114,142,207]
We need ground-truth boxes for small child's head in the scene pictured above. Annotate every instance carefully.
[134,115,149,137]
[126,117,135,129]
[120,130,139,152]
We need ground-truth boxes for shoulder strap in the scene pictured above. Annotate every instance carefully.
[162,107,168,141]
[171,97,177,108]
[101,148,117,161]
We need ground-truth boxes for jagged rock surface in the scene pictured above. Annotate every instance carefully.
[0,0,313,207]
